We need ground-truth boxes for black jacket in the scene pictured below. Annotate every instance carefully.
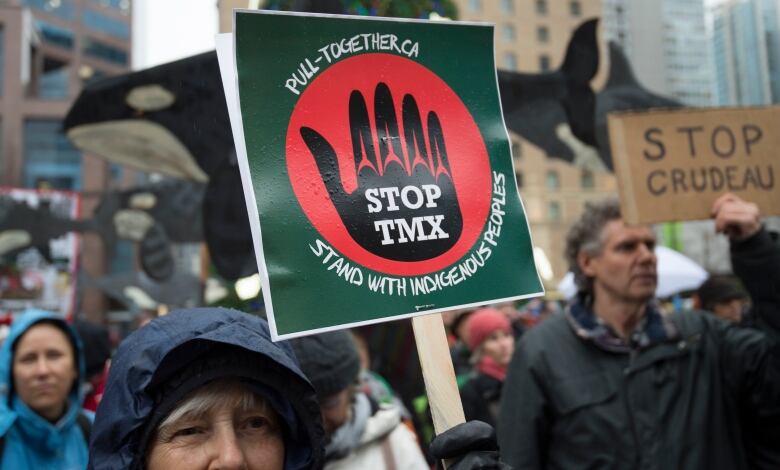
[460,373,503,428]
[497,229,780,469]
[731,229,780,468]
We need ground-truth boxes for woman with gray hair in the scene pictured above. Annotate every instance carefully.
[87,308,324,470]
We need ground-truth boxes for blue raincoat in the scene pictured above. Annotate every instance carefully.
[87,307,324,470]
[0,309,89,470]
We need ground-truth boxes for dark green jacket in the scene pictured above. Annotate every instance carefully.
[498,229,780,469]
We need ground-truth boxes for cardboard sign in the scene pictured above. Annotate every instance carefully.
[608,106,780,225]
[221,11,543,340]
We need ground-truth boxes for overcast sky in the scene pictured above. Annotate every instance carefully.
[132,0,219,70]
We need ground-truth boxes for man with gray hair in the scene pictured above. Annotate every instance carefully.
[497,193,780,469]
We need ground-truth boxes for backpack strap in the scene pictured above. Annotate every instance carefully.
[380,435,397,470]
[77,412,92,444]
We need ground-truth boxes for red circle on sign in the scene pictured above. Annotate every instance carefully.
[286,53,491,276]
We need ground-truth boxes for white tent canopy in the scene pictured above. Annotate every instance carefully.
[557,246,708,299]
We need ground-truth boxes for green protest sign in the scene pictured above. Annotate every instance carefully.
[229,10,543,339]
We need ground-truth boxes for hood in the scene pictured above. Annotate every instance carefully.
[326,393,400,461]
[359,405,401,447]
[0,309,86,436]
[87,308,324,470]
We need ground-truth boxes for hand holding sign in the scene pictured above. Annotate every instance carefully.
[301,82,463,261]
[711,192,761,241]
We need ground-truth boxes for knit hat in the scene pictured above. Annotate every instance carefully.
[466,308,511,351]
[696,275,748,311]
[290,331,361,398]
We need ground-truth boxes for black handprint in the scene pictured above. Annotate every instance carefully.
[301,82,463,262]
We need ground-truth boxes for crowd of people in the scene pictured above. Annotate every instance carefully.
[0,192,777,469]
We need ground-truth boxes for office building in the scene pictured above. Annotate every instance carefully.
[0,0,133,319]
[455,0,615,286]
[0,0,132,190]
[602,0,713,107]
[713,0,780,106]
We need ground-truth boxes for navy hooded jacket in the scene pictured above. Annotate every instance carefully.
[87,308,324,470]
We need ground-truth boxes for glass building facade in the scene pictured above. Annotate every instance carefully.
[2,0,130,191]
[83,37,129,65]
[713,0,777,105]
[21,0,75,19]
[82,8,130,39]
[602,0,714,106]
[23,120,83,190]
[35,20,75,49]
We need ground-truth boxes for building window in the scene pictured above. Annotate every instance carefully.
[82,9,130,39]
[81,67,108,85]
[23,120,83,190]
[83,37,128,65]
[548,201,561,222]
[545,170,559,190]
[539,54,551,71]
[0,27,4,96]
[537,26,549,43]
[95,0,131,14]
[581,169,594,189]
[21,0,75,19]
[502,24,515,42]
[468,0,481,13]
[504,52,517,70]
[516,171,524,188]
[501,0,514,14]
[535,0,547,15]
[35,21,75,49]
[570,0,581,16]
[38,57,70,99]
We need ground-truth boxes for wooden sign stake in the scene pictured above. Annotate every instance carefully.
[412,313,466,468]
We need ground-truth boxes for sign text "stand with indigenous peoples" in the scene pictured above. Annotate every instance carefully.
[217,10,544,445]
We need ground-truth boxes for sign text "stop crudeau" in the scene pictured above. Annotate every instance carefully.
[285,33,420,96]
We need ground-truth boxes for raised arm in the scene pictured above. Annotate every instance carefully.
[711,193,780,337]
[711,193,780,467]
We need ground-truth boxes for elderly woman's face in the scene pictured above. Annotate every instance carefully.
[13,323,77,422]
[147,381,285,470]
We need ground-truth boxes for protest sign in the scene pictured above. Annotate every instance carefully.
[608,106,780,225]
[0,188,81,319]
[223,10,543,340]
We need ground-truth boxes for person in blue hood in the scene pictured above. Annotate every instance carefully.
[0,309,91,469]
[87,307,325,470]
